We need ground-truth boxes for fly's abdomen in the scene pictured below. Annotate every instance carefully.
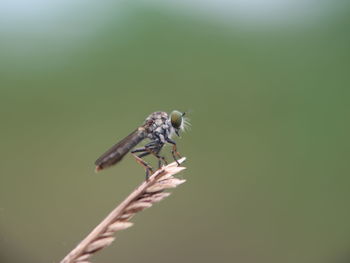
[95,128,146,171]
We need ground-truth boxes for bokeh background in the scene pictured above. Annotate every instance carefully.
[1,1,350,263]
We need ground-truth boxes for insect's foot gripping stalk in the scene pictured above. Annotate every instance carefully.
[132,153,154,180]
[165,138,182,166]
[171,145,182,166]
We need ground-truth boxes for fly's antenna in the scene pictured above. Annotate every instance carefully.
[181,110,192,132]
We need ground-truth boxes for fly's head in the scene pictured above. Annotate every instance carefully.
[169,110,189,137]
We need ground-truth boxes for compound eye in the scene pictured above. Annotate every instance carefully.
[170,110,183,129]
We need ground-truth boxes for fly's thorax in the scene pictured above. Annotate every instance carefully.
[147,120,172,142]
[145,111,168,124]
[144,111,172,142]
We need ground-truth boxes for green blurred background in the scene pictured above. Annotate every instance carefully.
[1,1,350,263]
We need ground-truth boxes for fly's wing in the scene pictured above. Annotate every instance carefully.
[95,128,146,172]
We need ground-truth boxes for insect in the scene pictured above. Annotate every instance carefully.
[95,110,188,179]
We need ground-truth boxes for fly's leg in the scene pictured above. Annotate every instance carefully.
[147,145,167,169]
[171,145,181,166]
[144,142,167,169]
[131,149,153,180]
[157,149,168,167]
[150,148,167,169]
[131,147,148,153]
[131,142,167,177]
[166,138,182,166]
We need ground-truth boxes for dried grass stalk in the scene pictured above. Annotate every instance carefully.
[60,157,186,263]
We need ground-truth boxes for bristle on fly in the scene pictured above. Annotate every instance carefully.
[181,117,191,132]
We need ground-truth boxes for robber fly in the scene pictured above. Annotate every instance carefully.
[95,110,188,179]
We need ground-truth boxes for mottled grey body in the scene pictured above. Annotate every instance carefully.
[144,111,174,143]
[95,111,175,171]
